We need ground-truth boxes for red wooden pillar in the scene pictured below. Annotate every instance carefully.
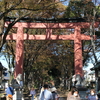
[46,28,52,39]
[74,26,83,77]
[14,23,24,78]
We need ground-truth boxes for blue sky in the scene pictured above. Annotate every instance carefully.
[61,0,70,5]
[0,56,8,69]
[83,52,100,73]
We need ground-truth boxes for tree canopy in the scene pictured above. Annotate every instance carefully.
[0,0,100,89]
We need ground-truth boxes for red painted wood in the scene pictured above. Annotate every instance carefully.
[5,21,99,78]
[74,26,83,77]
[6,34,93,40]
[5,22,99,29]
[6,33,96,40]
[46,29,52,39]
[6,34,17,40]
[14,24,24,77]
[6,34,74,40]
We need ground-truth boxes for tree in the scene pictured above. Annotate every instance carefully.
[1,0,100,89]
[0,0,65,64]
[0,0,66,51]
[64,0,100,66]
[0,0,67,88]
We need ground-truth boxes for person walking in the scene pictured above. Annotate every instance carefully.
[39,84,53,100]
[88,89,98,100]
[30,87,36,100]
[67,86,79,100]
[51,87,59,100]
[6,84,14,100]
[68,89,80,100]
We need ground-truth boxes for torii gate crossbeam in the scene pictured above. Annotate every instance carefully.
[5,22,99,78]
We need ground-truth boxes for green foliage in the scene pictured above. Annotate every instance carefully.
[1,0,100,89]
[23,36,74,87]
[64,0,95,18]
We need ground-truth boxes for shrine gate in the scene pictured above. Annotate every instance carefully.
[5,20,99,78]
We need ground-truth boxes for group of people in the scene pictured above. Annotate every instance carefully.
[31,85,100,100]
[67,86,100,100]
[5,83,58,100]
[29,84,58,100]
[5,82,100,100]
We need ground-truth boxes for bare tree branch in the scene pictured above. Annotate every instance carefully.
[0,13,31,51]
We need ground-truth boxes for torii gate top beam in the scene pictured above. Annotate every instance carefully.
[5,21,99,29]
[5,17,86,23]
[4,17,100,23]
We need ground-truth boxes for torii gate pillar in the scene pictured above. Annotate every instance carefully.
[15,24,24,77]
[74,26,83,76]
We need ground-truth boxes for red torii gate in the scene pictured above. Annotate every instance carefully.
[5,21,99,78]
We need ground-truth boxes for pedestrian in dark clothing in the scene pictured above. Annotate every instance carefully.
[97,90,100,100]
[51,87,59,100]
